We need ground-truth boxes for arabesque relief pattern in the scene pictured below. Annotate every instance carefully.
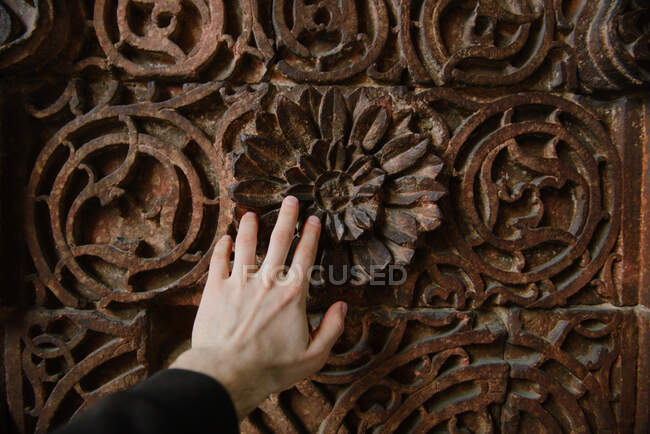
[0,0,648,433]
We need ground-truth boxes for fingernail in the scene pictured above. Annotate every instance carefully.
[284,195,298,206]
[220,235,231,242]
[307,215,320,226]
[243,211,256,220]
[340,302,347,316]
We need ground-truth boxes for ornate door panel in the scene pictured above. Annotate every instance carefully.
[0,0,648,433]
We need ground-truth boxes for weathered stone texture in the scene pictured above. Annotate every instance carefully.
[0,0,648,432]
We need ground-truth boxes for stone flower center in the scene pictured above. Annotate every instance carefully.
[315,171,354,212]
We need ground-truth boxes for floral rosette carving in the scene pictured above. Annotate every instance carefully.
[229,87,446,283]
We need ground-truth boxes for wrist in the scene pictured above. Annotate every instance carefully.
[170,348,265,420]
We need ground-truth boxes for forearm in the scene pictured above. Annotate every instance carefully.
[53,369,239,434]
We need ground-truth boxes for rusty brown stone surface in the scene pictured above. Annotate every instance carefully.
[4,308,149,433]
[0,0,648,433]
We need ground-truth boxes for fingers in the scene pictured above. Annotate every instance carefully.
[260,196,299,274]
[208,235,232,281]
[290,215,321,290]
[232,212,258,282]
[305,302,347,363]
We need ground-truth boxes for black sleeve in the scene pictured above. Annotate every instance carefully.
[53,369,239,434]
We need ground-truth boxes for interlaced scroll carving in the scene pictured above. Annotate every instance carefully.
[242,306,636,433]
[270,0,578,88]
[25,84,222,307]
[0,0,647,432]
[4,308,148,434]
[94,0,225,77]
[228,86,446,283]
[501,308,636,433]
[272,0,390,82]
[411,92,622,309]
[413,0,556,86]
[244,307,508,433]
[93,0,274,81]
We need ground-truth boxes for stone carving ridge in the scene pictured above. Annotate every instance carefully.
[0,0,84,71]
[575,0,650,90]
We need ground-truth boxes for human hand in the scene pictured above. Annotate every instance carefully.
[170,196,347,420]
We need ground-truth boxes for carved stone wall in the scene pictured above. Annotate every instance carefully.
[0,0,648,433]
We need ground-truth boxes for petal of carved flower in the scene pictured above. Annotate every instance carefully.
[350,235,392,274]
[299,154,325,180]
[229,179,286,208]
[319,88,349,141]
[381,208,418,245]
[412,154,444,178]
[356,199,379,221]
[352,208,373,230]
[326,213,346,243]
[353,168,385,199]
[385,153,446,205]
[233,152,270,179]
[241,135,294,177]
[386,176,446,206]
[377,134,429,175]
[298,88,322,124]
[276,95,319,154]
[403,201,443,232]
[327,140,347,171]
[283,183,314,201]
[310,139,330,160]
[354,183,381,201]
[390,111,416,137]
[343,207,365,240]
[384,238,415,265]
[284,167,312,184]
[350,104,390,152]
[347,155,374,182]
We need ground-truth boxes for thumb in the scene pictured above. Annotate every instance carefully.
[305,302,347,365]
